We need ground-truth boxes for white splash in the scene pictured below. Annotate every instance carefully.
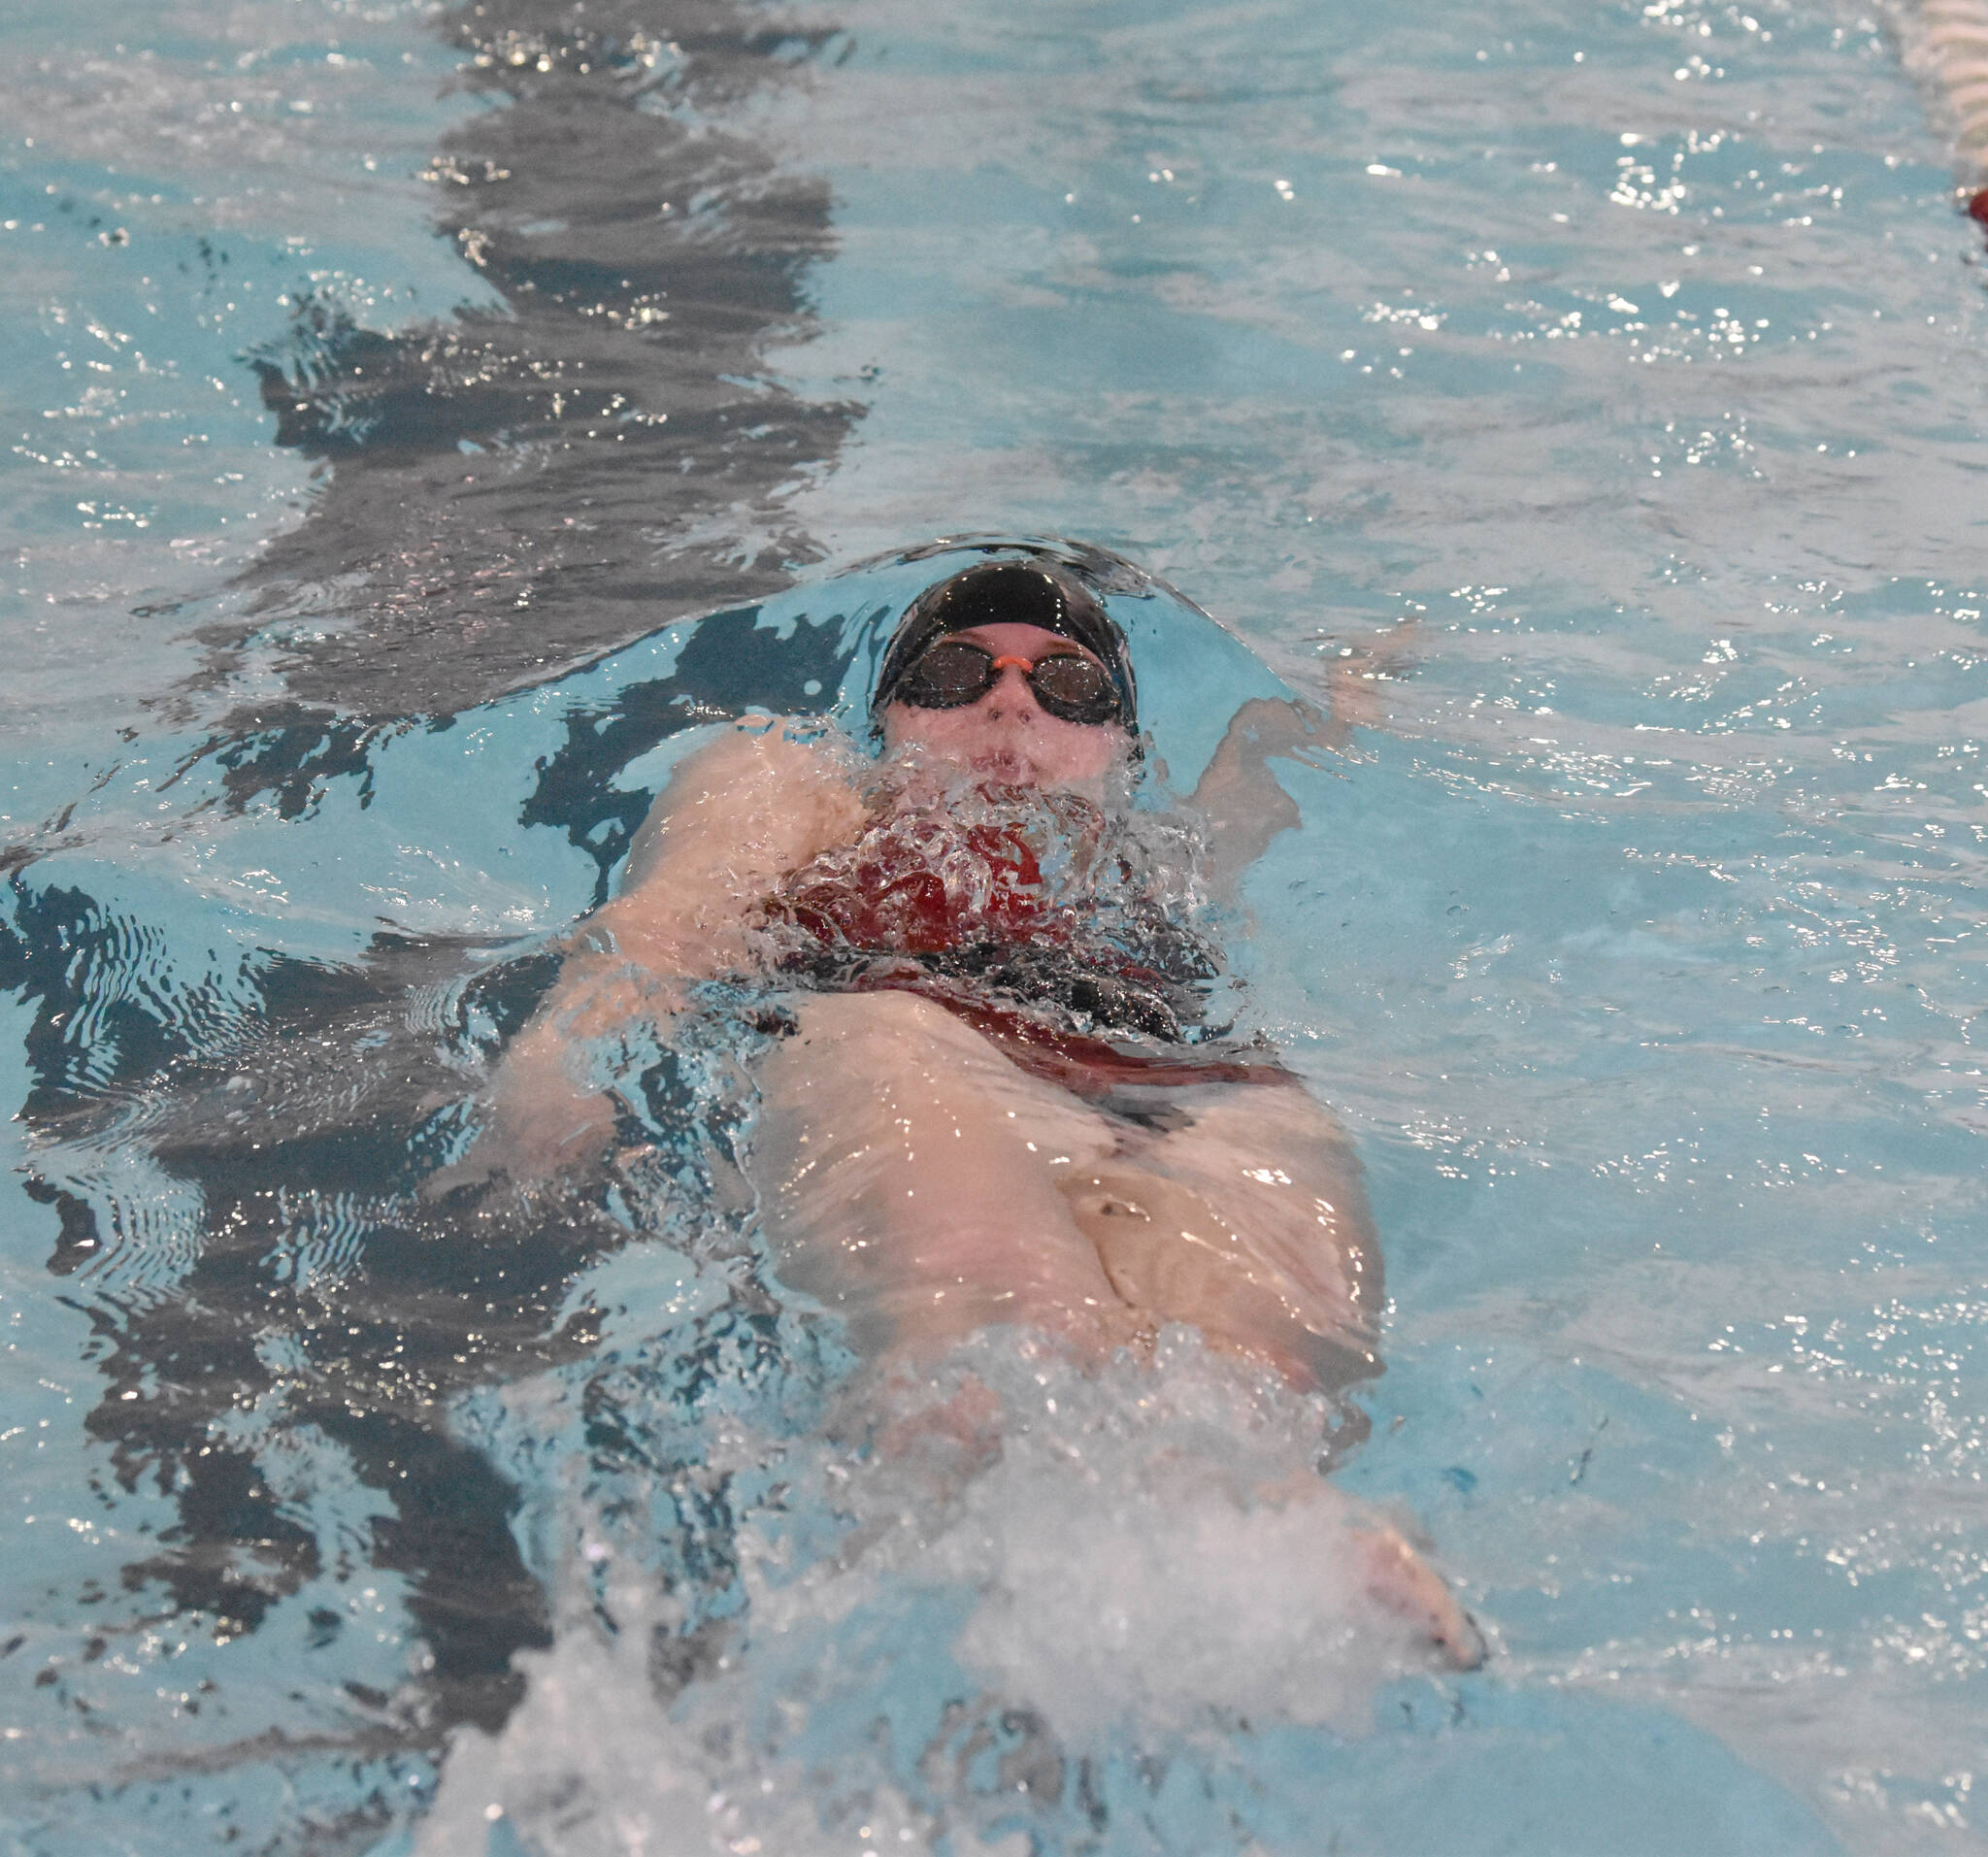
[415,1330,1478,1855]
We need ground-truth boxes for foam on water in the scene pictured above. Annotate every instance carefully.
[408,1330,1466,1857]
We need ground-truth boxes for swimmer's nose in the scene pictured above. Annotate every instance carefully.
[981,661,1042,719]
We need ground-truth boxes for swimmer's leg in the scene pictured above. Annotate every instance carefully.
[751,992,1142,1362]
[1057,1083,1383,1393]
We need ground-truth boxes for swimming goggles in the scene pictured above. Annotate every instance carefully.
[891,639,1124,725]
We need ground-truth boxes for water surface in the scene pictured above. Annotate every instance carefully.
[2,0,1984,1850]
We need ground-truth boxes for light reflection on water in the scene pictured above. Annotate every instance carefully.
[1,0,1985,1848]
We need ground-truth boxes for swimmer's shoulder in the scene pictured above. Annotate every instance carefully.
[665,713,867,807]
[622,714,870,888]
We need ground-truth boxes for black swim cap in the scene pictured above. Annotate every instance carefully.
[873,561,1137,726]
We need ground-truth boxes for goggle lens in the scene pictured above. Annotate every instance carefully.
[894,641,1120,725]
[1027,652,1120,724]
[895,641,996,709]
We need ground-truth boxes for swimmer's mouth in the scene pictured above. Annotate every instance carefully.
[971,748,1037,781]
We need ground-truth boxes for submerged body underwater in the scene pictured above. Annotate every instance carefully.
[5,0,1988,1850]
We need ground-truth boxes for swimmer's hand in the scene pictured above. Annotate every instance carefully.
[421,1084,618,1201]
[420,966,684,1201]
[1223,694,1338,763]
[1252,1471,1485,1672]
[1318,619,1418,738]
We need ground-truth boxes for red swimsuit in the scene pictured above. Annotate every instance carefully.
[761,789,1292,1103]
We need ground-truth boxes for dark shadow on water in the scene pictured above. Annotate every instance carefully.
[209,0,862,722]
[2,579,850,1748]
[12,0,865,1731]
[167,596,849,902]
[3,892,616,1735]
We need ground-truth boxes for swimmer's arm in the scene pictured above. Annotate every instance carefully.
[437,723,866,1189]
[1191,633,1412,894]
[591,720,869,980]
[1189,698,1334,897]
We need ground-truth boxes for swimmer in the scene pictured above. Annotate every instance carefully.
[441,555,1482,1668]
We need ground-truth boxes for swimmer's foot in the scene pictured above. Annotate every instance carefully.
[1350,1524,1487,1672]
[866,1373,1005,1472]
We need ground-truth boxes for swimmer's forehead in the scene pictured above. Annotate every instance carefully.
[926,622,1103,662]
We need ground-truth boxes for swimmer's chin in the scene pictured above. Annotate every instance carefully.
[884,739,1115,803]
[890,742,1052,789]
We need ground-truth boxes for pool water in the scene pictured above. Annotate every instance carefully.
[2,0,1984,1850]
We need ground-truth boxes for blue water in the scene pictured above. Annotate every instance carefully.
[3,0,1985,1850]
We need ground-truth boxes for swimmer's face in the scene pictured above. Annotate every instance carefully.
[879,622,1129,791]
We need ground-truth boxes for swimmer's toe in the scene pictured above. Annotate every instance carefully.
[1434,1606,1488,1673]
[1352,1524,1489,1672]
